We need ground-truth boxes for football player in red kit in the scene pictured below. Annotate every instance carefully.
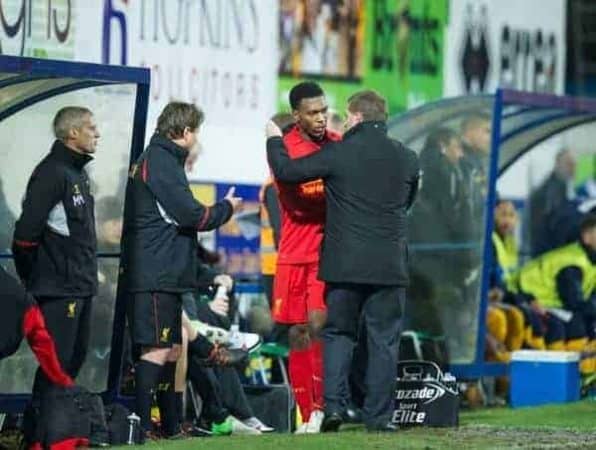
[270,82,340,433]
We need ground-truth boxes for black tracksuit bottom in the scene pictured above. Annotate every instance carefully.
[32,297,92,399]
[323,283,405,430]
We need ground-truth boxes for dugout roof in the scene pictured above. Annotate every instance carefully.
[388,89,596,174]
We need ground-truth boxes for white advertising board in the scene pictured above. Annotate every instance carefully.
[444,0,566,96]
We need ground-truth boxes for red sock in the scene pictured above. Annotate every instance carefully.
[289,348,314,422]
[310,340,324,411]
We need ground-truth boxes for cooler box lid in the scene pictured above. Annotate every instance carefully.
[511,350,580,363]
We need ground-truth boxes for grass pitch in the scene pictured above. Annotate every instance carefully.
[119,400,596,450]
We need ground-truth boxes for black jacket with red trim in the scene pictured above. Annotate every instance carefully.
[121,134,233,293]
[0,268,73,386]
[267,121,420,286]
[12,140,97,298]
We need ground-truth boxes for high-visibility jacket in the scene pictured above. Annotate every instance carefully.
[517,242,596,308]
[492,232,519,292]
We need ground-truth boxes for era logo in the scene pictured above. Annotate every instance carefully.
[102,0,128,65]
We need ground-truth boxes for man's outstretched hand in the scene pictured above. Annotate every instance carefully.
[225,186,243,213]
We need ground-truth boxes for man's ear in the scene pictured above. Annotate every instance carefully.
[292,110,300,124]
[68,127,79,140]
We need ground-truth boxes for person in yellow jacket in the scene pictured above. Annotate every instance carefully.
[517,213,596,373]
[486,200,526,362]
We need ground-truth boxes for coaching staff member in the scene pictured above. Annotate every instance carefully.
[122,102,242,436]
[266,90,419,432]
[13,106,100,400]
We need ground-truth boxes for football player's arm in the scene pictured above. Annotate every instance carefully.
[266,136,334,183]
[12,167,63,281]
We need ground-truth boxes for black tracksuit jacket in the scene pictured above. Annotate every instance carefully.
[121,134,233,293]
[12,141,97,298]
[267,121,419,286]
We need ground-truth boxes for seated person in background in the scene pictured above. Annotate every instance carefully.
[184,286,273,436]
[517,213,596,374]
[174,242,268,436]
[528,149,577,257]
[486,200,533,362]
[546,196,596,252]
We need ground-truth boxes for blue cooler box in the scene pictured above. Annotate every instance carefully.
[510,350,580,408]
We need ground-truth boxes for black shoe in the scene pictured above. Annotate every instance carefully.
[343,407,362,424]
[366,422,399,433]
[321,412,343,432]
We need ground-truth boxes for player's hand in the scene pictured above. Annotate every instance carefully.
[224,186,243,213]
[213,274,234,291]
[265,120,282,138]
[209,296,229,317]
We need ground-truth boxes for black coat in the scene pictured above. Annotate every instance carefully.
[0,267,32,358]
[529,172,571,256]
[410,148,471,243]
[267,121,419,286]
[122,135,233,293]
[13,141,97,298]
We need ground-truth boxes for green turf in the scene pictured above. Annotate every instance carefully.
[115,401,596,450]
[460,400,596,430]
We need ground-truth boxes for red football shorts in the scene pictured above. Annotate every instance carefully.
[272,262,326,324]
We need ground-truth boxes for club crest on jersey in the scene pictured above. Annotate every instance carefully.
[67,302,76,318]
[72,184,85,206]
[160,327,171,343]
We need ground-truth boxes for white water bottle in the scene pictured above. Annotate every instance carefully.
[127,412,140,445]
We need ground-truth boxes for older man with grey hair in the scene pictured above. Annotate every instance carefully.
[12,105,100,444]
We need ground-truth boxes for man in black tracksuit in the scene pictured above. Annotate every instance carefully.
[121,102,242,436]
[12,106,100,403]
[266,90,419,431]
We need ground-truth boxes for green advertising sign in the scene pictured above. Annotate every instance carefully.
[277,0,448,115]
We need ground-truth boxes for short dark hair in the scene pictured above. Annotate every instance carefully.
[423,127,458,152]
[156,102,204,139]
[461,111,491,133]
[580,213,596,235]
[347,90,387,122]
[53,106,93,140]
[289,82,324,110]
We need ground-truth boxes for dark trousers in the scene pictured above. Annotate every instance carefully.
[32,297,92,398]
[323,284,405,429]
[188,358,253,423]
[262,274,274,309]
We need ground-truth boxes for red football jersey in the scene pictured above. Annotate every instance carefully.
[274,125,340,264]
